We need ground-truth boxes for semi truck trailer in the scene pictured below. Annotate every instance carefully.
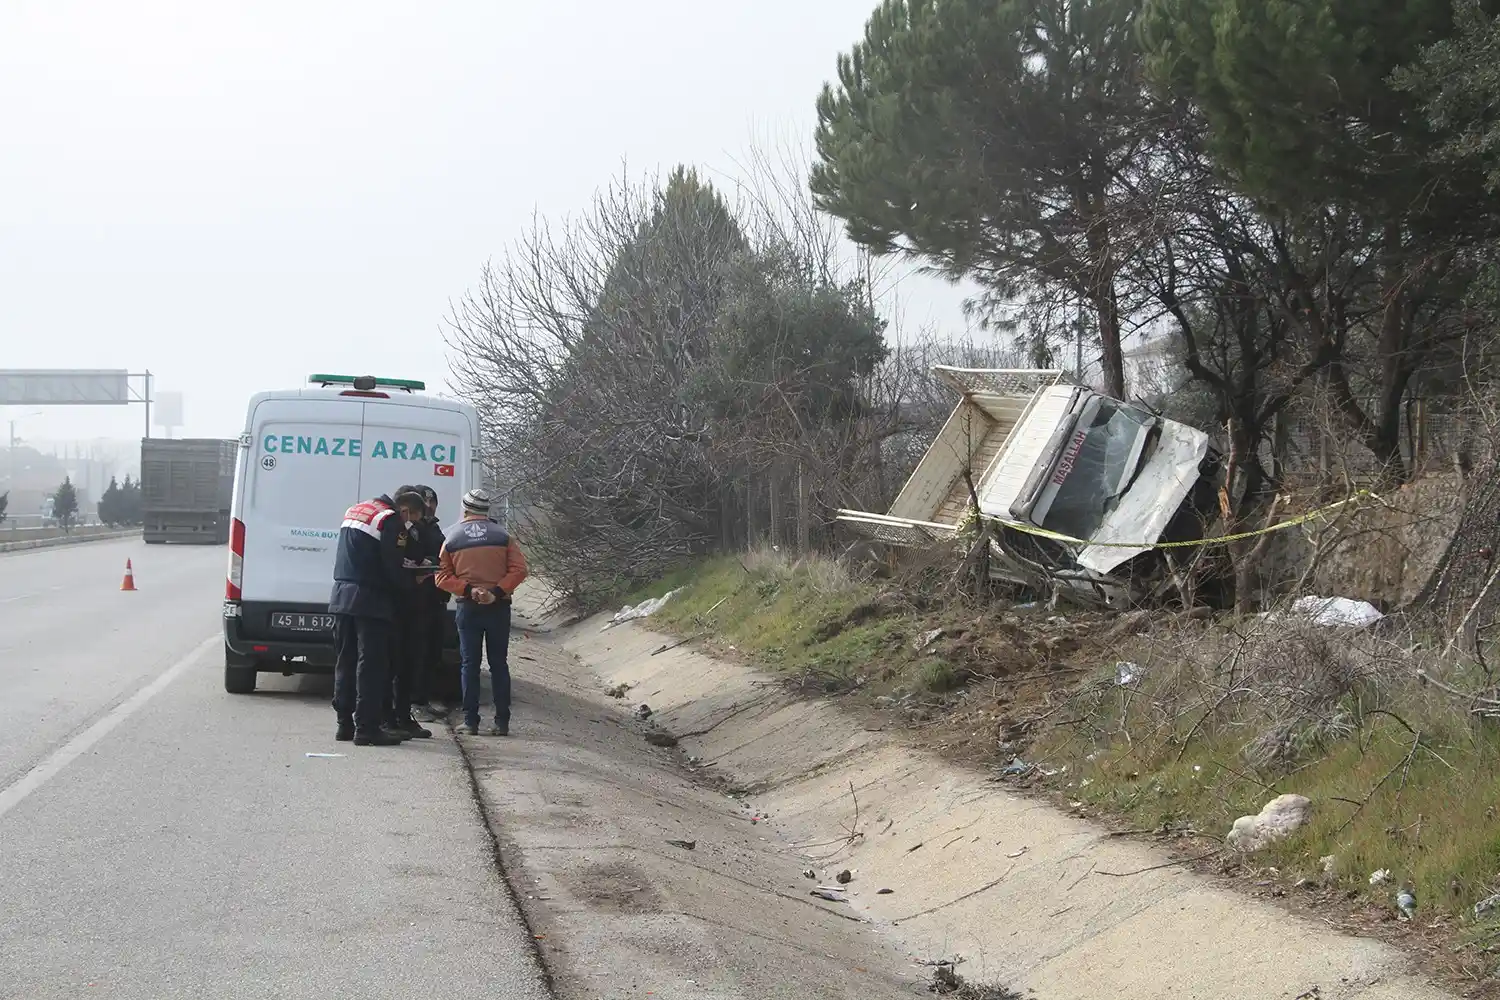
[140,437,238,544]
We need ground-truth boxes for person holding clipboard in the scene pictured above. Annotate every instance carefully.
[387,486,436,739]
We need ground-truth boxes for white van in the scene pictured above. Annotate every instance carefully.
[221,374,482,694]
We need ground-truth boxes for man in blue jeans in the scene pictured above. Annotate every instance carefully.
[434,488,528,735]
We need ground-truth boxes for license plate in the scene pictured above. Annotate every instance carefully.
[272,612,335,633]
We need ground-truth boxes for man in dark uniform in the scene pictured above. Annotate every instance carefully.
[384,487,433,739]
[330,490,426,746]
[410,485,448,722]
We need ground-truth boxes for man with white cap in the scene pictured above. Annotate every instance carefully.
[434,487,528,735]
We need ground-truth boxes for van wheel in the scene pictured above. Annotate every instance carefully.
[225,662,258,694]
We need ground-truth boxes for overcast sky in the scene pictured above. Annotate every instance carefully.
[0,0,975,445]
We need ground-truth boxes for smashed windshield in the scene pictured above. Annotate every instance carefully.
[1034,399,1157,542]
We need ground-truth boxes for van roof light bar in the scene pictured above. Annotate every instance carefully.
[307,374,426,392]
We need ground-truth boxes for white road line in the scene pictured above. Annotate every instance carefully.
[0,634,219,822]
[0,586,64,604]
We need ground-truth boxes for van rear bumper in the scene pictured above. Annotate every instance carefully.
[222,600,457,672]
[223,601,337,670]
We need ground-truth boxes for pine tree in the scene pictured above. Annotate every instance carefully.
[1139,0,1497,477]
[810,0,1149,398]
[98,477,120,526]
[53,477,79,532]
[120,475,143,526]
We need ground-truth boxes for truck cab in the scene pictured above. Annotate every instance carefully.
[221,374,482,693]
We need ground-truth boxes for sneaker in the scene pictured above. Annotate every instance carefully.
[353,729,404,746]
[335,722,355,742]
[464,722,479,736]
[487,721,509,737]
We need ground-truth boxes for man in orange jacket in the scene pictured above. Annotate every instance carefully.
[434,487,528,736]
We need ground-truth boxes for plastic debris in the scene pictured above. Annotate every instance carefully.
[602,589,681,630]
[1265,596,1385,629]
[304,752,346,758]
[635,704,653,720]
[1115,661,1141,685]
[1369,869,1392,886]
[666,839,696,851]
[802,869,816,880]
[810,889,848,903]
[1396,888,1417,920]
[998,757,1031,777]
[1473,892,1500,918]
[1320,855,1338,876]
[1226,794,1311,852]
[835,870,853,885]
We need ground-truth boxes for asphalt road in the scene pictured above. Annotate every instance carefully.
[0,538,550,1000]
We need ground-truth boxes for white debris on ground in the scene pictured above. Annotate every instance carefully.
[1114,661,1141,685]
[602,589,682,631]
[913,628,944,652]
[1263,596,1384,629]
[1226,793,1312,852]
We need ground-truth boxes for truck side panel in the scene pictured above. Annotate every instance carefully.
[140,438,239,544]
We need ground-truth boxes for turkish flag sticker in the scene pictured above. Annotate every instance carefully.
[433,463,455,477]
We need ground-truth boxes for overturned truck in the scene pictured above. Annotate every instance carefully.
[838,368,1222,607]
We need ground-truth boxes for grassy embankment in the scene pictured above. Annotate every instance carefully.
[631,548,1500,973]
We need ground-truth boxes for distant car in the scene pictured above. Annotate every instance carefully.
[221,374,483,695]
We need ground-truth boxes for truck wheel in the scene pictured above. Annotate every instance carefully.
[224,662,258,694]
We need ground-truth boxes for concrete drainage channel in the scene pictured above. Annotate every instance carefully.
[446,590,1457,1000]
[451,719,560,997]
[453,607,1026,1000]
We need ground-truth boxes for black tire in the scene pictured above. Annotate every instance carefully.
[224,662,258,694]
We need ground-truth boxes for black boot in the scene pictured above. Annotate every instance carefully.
[354,728,404,746]
[336,717,355,742]
[396,717,433,739]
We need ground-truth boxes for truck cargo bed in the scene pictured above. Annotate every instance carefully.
[140,438,237,545]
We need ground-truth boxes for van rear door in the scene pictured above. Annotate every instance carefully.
[357,400,470,524]
[241,399,365,605]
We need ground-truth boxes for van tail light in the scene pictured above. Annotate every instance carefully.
[339,390,390,398]
[226,517,245,600]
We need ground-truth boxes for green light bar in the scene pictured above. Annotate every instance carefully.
[308,374,427,391]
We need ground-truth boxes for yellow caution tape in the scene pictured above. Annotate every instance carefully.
[956,490,1375,550]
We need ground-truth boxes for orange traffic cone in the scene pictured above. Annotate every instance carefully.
[120,559,137,591]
